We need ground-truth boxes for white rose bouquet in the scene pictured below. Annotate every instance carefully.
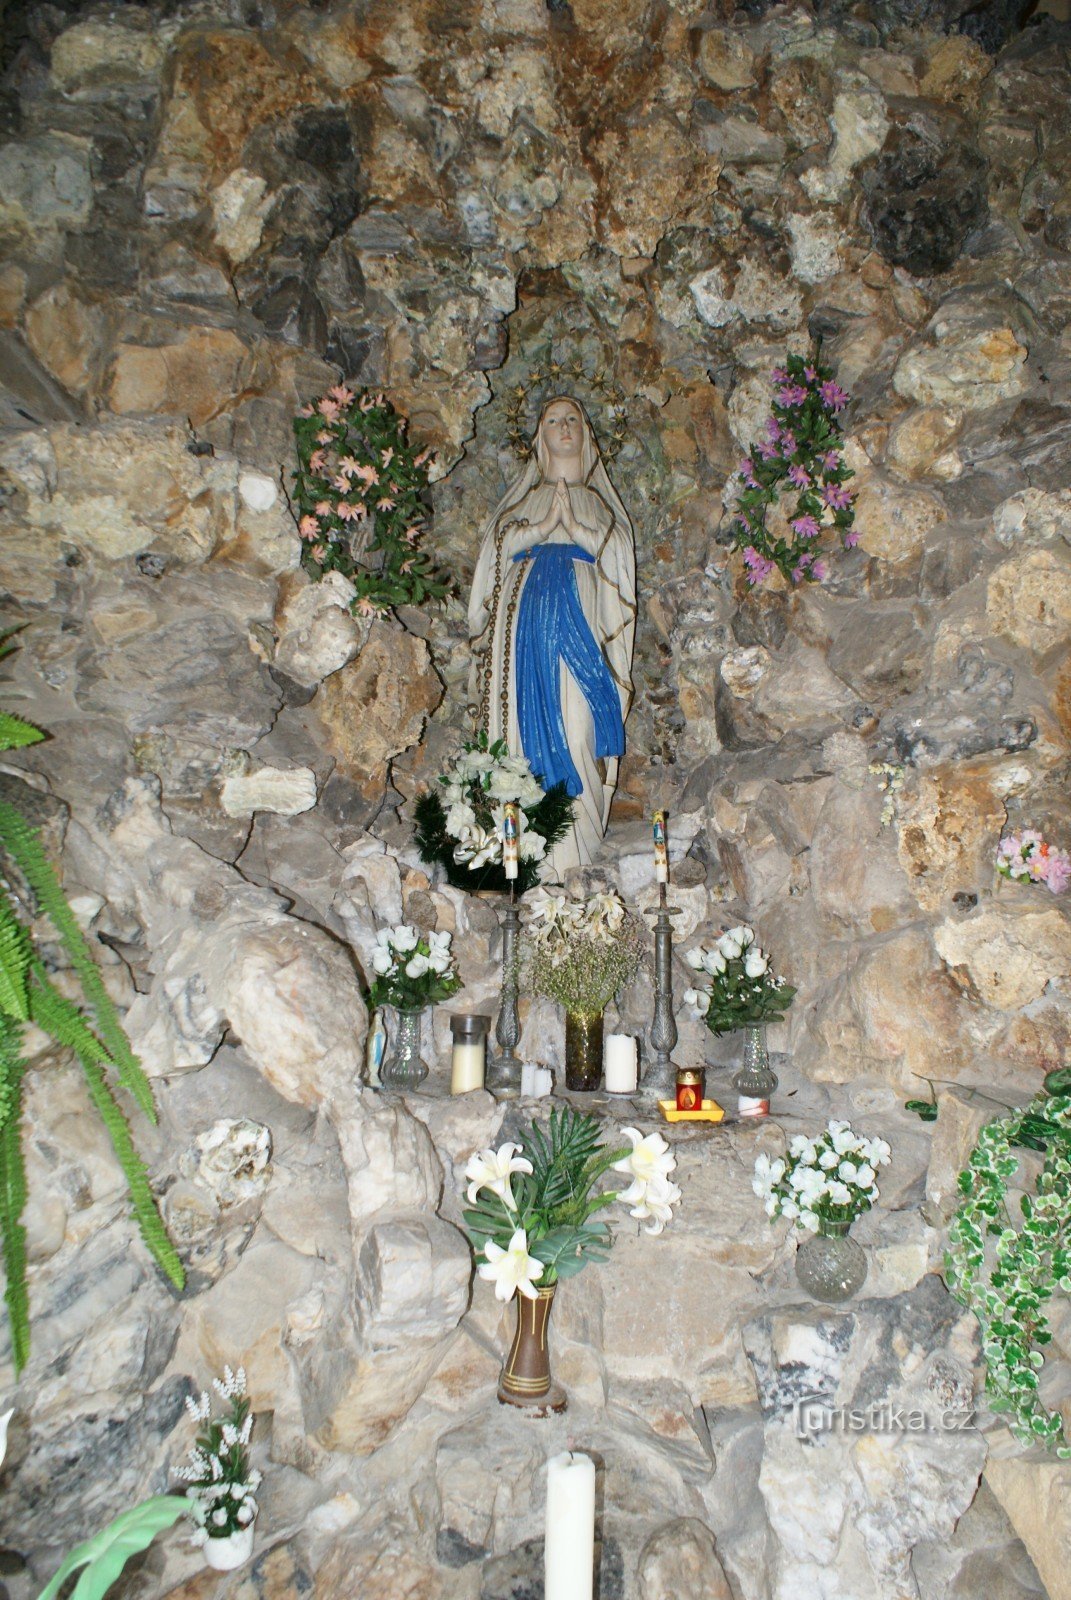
[413,733,573,894]
[753,1120,891,1232]
[683,924,795,1035]
[462,1108,682,1302]
[366,923,462,1011]
[524,888,644,1018]
[174,1366,261,1546]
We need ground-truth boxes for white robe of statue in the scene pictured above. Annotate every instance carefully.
[468,396,636,878]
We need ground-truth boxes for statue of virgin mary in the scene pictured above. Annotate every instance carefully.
[468,395,637,877]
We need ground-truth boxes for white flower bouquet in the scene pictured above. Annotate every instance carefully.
[753,1120,891,1231]
[366,924,462,1011]
[683,924,795,1036]
[463,1109,682,1301]
[413,733,573,894]
[174,1366,261,1545]
[524,888,644,1017]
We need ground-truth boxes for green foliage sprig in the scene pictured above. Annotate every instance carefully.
[731,351,857,588]
[0,660,183,1371]
[35,1497,190,1600]
[292,384,447,614]
[945,1092,1071,1455]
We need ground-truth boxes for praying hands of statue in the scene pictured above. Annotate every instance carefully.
[531,478,582,541]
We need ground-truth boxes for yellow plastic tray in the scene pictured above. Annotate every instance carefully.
[658,1097,725,1124]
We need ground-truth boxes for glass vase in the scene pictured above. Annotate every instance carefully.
[795,1216,868,1303]
[380,1007,429,1089]
[564,1011,603,1092]
[732,1022,778,1115]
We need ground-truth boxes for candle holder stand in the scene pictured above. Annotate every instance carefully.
[644,884,679,1099]
[487,895,522,1094]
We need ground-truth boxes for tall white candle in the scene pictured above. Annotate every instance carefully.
[545,1451,595,1600]
[604,1033,638,1093]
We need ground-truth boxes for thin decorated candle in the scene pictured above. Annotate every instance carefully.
[653,810,668,884]
[502,801,519,881]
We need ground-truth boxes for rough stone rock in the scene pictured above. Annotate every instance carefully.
[987,548,1071,655]
[924,1089,995,1223]
[108,328,256,428]
[809,780,916,935]
[314,622,443,796]
[894,305,1030,411]
[885,406,964,480]
[637,1518,733,1600]
[934,900,1071,1010]
[273,570,363,687]
[210,169,272,265]
[863,129,989,275]
[895,765,1007,914]
[178,1117,273,1208]
[219,764,318,817]
[993,487,1071,549]
[985,1456,1071,1600]
[853,474,949,562]
[696,29,758,91]
[746,1278,986,1600]
[23,283,106,397]
[920,36,993,106]
[0,133,93,241]
[801,85,889,205]
[50,19,168,92]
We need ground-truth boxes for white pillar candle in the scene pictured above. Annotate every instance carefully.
[521,1061,537,1097]
[604,1033,638,1093]
[545,1451,596,1600]
[535,1066,554,1097]
[451,1041,485,1094]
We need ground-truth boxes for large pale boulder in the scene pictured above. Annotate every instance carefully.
[987,548,1071,656]
[895,765,1007,914]
[935,901,1071,1010]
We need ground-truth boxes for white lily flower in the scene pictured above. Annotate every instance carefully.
[626,1174,681,1235]
[405,954,429,979]
[684,947,706,971]
[703,948,728,976]
[864,1137,892,1167]
[518,829,547,861]
[392,925,418,954]
[465,1142,534,1208]
[478,1228,544,1301]
[752,1152,785,1196]
[744,950,769,978]
[371,948,393,975]
[726,925,753,947]
[717,936,741,961]
[612,1127,677,1188]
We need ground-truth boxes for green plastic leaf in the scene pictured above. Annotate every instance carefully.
[36,1496,190,1600]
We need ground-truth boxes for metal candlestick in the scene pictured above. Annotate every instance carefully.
[487,890,521,1093]
[645,882,679,1099]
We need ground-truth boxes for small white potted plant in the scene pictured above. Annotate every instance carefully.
[175,1366,261,1570]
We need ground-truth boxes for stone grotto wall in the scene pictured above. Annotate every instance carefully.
[0,0,1069,1596]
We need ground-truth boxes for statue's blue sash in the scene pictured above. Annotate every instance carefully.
[512,543,624,797]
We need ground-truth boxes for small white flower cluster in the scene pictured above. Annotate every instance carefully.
[442,745,547,869]
[526,888,627,966]
[175,1366,260,1545]
[753,1120,892,1232]
[683,925,770,1013]
[370,924,455,981]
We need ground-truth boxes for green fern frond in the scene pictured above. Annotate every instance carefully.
[0,712,45,752]
[0,800,157,1121]
[28,971,184,1291]
[0,892,32,1023]
[0,1024,29,1374]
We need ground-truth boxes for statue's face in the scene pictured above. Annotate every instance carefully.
[540,400,584,462]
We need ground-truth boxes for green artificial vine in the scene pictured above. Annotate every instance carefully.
[945,1091,1071,1455]
[292,384,448,614]
[731,351,858,588]
[0,643,183,1370]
